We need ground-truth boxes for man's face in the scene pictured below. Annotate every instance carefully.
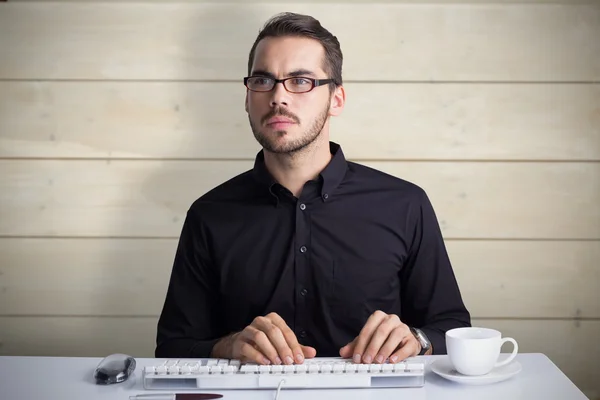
[245,36,341,154]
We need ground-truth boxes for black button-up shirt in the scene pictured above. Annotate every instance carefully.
[156,142,471,358]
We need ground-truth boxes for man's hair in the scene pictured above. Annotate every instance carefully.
[247,12,343,91]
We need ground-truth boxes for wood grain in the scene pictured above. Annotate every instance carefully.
[1,81,598,160]
[1,160,597,238]
[1,3,598,81]
[6,0,600,3]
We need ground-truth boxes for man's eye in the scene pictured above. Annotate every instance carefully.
[291,78,310,85]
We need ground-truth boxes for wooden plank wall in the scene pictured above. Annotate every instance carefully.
[0,1,599,397]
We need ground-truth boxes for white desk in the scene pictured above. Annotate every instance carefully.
[0,353,588,400]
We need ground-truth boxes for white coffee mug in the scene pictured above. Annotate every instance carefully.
[446,327,518,376]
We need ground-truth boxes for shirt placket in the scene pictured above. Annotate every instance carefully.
[294,196,311,343]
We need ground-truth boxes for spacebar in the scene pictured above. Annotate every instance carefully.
[258,374,371,388]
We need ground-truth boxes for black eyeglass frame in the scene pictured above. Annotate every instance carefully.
[243,76,335,93]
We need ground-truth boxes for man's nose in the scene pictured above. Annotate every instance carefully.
[269,81,289,107]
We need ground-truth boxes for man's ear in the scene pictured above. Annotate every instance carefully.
[329,85,346,117]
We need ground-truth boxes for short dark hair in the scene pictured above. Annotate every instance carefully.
[247,12,343,90]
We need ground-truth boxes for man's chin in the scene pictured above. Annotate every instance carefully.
[257,134,302,154]
[263,143,302,154]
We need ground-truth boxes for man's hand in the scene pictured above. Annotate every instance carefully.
[211,312,316,365]
[339,310,424,364]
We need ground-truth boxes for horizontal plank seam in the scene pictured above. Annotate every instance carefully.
[0,79,599,84]
[1,1,599,6]
[2,1,599,3]
[0,315,598,321]
[0,235,598,241]
[1,157,600,163]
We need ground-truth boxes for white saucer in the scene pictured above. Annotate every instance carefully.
[431,358,522,386]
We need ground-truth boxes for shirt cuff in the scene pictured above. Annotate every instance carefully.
[420,327,446,355]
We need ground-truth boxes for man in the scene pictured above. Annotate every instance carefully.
[156,12,471,366]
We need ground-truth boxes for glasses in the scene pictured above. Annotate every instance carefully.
[244,76,335,93]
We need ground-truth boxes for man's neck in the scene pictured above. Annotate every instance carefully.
[263,138,332,198]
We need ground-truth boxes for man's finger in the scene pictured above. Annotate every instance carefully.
[389,335,420,363]
[301,345,317,359]
[242,326,281,365]
[339,336,357,358]
[237,339,271,365]
[362,314,401,364]
[375,326,409,363]
[351,311,388,363]
[252,317,293,365]
[268,313,305,364]
[339,342,354,358]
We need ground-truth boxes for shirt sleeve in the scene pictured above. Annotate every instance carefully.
[155,207,223,358]
[399,188,472,354]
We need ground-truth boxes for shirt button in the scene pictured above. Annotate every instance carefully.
[299,203,306,210]
[300,246,307,253]
[322,193,329,200]
[300,331,307,338]
[300,288,308,296]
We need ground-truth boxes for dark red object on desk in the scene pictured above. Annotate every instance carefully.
[129,394,223,400]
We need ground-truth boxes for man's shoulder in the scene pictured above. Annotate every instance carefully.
[347,160,428,201]
[188,168,260,211]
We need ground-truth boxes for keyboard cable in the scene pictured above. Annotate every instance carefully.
[274,378,286,400]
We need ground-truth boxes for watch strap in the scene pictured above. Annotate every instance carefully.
[410,327,430,355]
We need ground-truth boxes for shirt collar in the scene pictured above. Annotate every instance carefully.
[319,141,348,200]
[252,141,348,203]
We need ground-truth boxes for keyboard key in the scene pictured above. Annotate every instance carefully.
[180,365,192,374]
[394,363,407,372]
[369,364,382,373]
[283,365,295,374]
[357,364,370,373]
[258,365,271,374]
[217,359,229,366]
[295,364,308,373]
[155,365,168,375]
[240,365,258,373]
[223,366,237,374]
[381,364,394,372]
[206,359,219,367]
[407,363,425,371]
[333,363,345,373]
[308,364,320,374]
[271,365,284,373]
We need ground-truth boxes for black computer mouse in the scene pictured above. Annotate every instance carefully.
[94,353,136,384]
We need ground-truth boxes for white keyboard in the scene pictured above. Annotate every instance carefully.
[142,357,425,390]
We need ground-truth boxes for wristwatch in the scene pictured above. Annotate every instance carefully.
[410,327,431,355]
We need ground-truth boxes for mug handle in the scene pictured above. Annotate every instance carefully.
[495,337,518,367]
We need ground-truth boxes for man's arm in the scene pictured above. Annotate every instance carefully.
[399,188,472,354]
[155,207,223,358]
[339,187,470,363]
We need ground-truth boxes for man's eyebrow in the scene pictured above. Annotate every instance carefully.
[250,69,316,79]
[250,70,276,79]
[288,69,316,77]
